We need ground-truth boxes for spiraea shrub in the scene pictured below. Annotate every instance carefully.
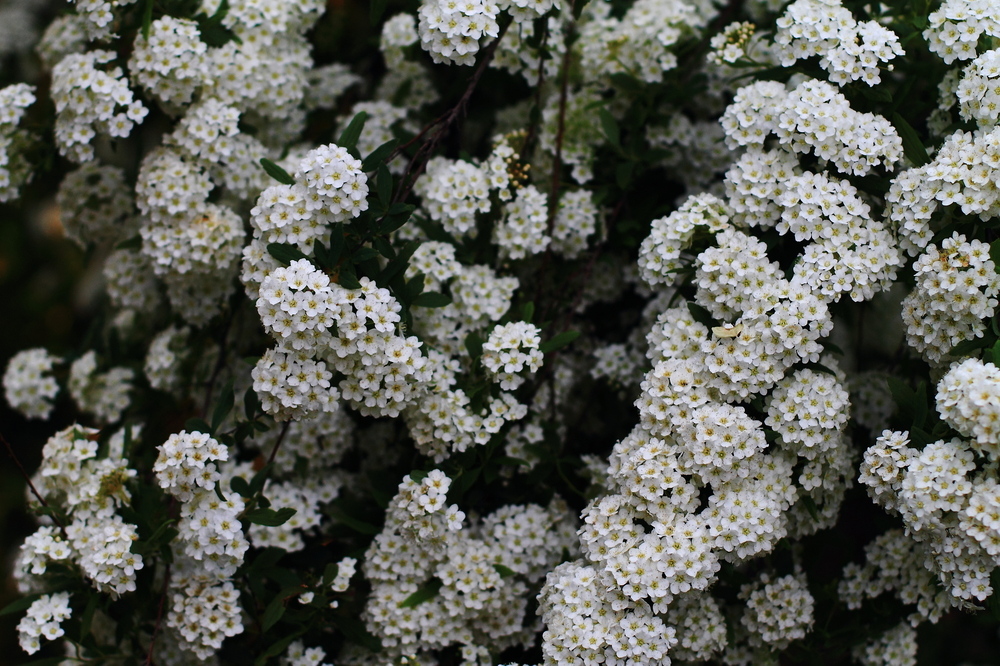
[3,0,1000,664]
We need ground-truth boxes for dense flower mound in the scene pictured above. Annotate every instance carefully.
[4,0,1000,663]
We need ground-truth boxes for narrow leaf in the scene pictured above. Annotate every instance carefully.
[493,564,517,578]
[377,163,393,208]
[211,379,235,431]
[185,417,212,435]
[267,243,307,265]
[540,330,581,354]
[244,507,297,527]
[398,579,443,608]
[413,291,451,307]
[115,235,142,251]
[338,111,369,154]
[599,108,620,150]
[891,113,929,166]
[362,138,398,172]
[260,158,295,185]
[0,594,41,616]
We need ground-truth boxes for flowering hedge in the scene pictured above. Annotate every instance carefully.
[2,0,1000,664]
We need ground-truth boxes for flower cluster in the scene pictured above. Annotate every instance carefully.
[51,50,147,163]
[17,592,72,655]
[4,348,60,419]
[0,83,36,202]
[774,0,904,85]
[901,233,1000,364]
[481,321,544,389]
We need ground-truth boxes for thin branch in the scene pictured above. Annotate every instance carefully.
[534,0,575,322]
[392,17,513,206]
[144,563,171,666]
[1,430,65,532]
[266,420,292,468]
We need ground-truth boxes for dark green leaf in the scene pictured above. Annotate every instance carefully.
[522,302,535,322]
[332,613,382,652]
[399,579,443,608]
[373,236,396,260]
[991,239,1000,273]
[948,337,991,358]
[413,291,452,308]
[353,247,380,263]
[323,562,340,586]
[616,161,634,189]
[465,331,484,359]
[540,330,580,354]
[379,240,420,283]
[686,302,717,328]
[22,658,71,666]
[362,138,399,172]
[211,379,235,431]
[244,386,261,420]
[892,113,929,166]
[260,158,296,185]
[338,111,369,154]
[262,588,296,631]
[185,417,212,435]
[115,235,142,251]
[377,163,393,208]
[329,506,380,534]
[599,109,620,150]
[254,629,307,666]
[801,495,821,522]
[493,564,516,578]
[0,593,41,616]
[244,507,297,527]
[231,476,251,498]
[860,86,892,103]
[573,0,589,20]
[142,0,154,39]
[267,243,307,265]
[79,593,99,640]
[338,265,362,290]
[379,205,415,235]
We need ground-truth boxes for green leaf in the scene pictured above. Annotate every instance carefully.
[323,562,340,586]
[860,86,892,103]
[686,302,717,328]
[573,0,590,20]
[493,564,517,578]
[231,476,251,498]
[262,588,297,631]
[599,109,621,150]
[991,239,1000,273]
[267,243,307,265]
[354,247,380,263]
[801,495,821,522]
[338,265,362,290]
[413,291,452,308]
[362,138,399,172]
[338,111,369,154]
[540,330,581,354]
[260,158,296,185]
[142,0,154,39]
[0,593,41,616]
[370,0,388,25]
[616,161,634,189]
[211,379,235,432]
[254,629,307,666]
[377,163,393,209]
[185,417,212,435]
[465,331,484,360]
[244,507,297,527]
[398,579,443,608]
[379,204,415,235]
[948,337,991,358]
[244,386,261,420]
[329,506,380,534]
[522,302,535,322]
[332,614,382,652]
[379,240,420,283]
[115,235,142,251]
[373,236,396,260]
[892,113,929,166]
[80,593,99,639]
